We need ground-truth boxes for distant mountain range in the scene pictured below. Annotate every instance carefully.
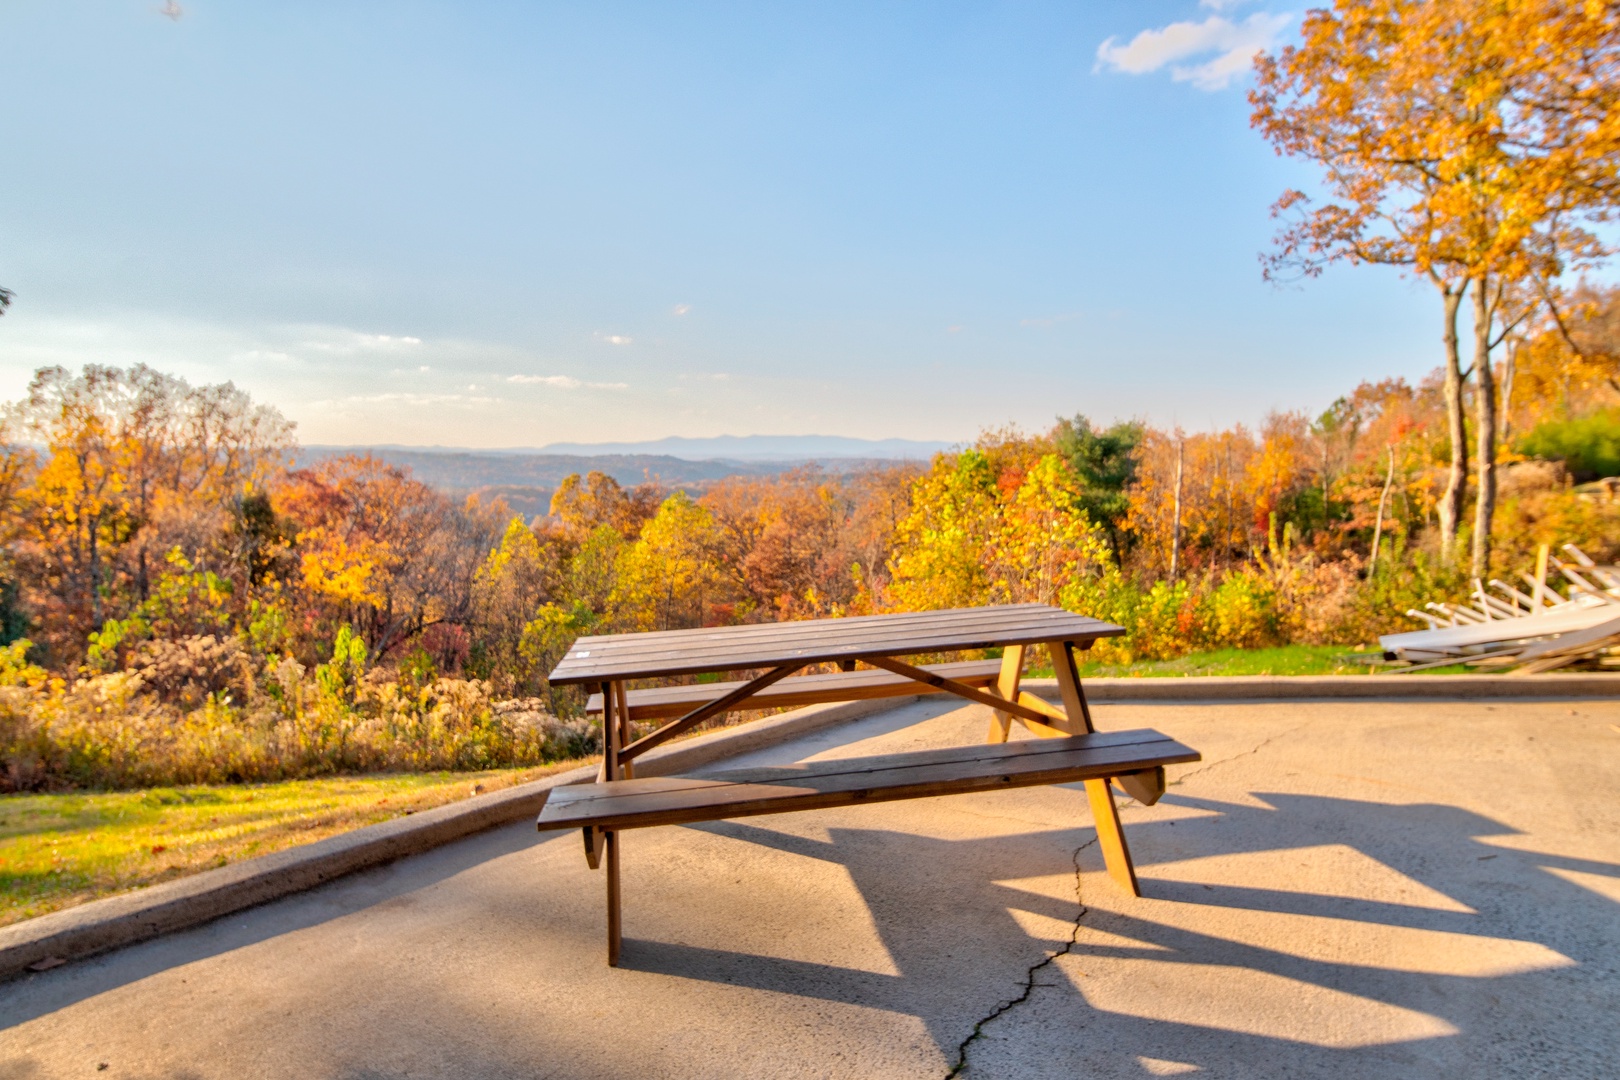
[307,434,952,463]
[295,449,803,490]
[295,435,949,519]
[529,435,951,461]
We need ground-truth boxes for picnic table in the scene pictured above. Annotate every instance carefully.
[541,603,1200,965]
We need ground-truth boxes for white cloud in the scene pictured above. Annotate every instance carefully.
[508,374,582,388]
[1096,11,1292,91]
[314,392,498,409]
[303,329,423,354]
[506,374,628,391]
[594,332,633,346]
[672,303,692,316]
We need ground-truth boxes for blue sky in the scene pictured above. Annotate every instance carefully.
[0,1,1443,447]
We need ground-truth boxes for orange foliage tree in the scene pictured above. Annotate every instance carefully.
[1252,0,1620,574]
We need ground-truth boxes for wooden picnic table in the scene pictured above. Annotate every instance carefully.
[543,603,1199,965]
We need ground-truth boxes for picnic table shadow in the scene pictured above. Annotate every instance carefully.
[616,787,1619,1076]
[1,782,1614,1079]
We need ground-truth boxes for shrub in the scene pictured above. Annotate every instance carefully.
[1517,409,1620,482]
[0,662,597,792]
[1201,570,1280,649]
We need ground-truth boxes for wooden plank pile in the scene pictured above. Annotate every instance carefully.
[1380,544,1620,675]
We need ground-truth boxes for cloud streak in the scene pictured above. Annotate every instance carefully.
[1096,11,1292,91]
[506,374,628,390]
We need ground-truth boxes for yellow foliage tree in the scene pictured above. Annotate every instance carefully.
[611,492,726,632]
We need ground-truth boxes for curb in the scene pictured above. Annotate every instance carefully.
[1058,672,1620,702]
[0,695,914,982]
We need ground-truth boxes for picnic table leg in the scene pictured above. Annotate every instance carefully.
[1085,779,1141,896]
[605,829,622,966]
[603,681,624,965]
[614,681,634,780]
[987,645,1025,744]
[1048,639,1142,895]
[1047,639,1095,733]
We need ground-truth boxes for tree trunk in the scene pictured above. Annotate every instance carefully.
[1170,438,1184,581]
[1437,282,1469,562]
[1499,337,1517,442]
[1471,280,1498,578]
[1370,445,1395,572]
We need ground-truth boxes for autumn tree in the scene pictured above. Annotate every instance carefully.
[1507,282,1620,433]
[469,517,560,695]
[1053,415,1142,565]
[700,467,859,619]
[4,365,293,661]
[612,492,726,631]
[277,455,501,658]
[1252,0,1620,574]
[888,449,1001,610]
[550,471,662,540]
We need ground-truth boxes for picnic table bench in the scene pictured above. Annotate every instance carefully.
[539,604,1201,965]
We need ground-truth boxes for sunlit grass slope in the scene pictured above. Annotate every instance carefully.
[1,762,586,928]
[1070,644,1468,678]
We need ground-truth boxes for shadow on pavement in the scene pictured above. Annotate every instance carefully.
[0,819,559,1030]
[616,792,1620,1076]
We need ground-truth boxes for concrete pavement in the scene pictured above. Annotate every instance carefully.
[2,696,1617,1078]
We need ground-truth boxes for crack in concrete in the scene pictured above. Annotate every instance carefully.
[1168,719,1313,788]
[945,836,1098,1078]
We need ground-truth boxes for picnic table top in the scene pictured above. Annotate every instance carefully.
[547,603,1124,685]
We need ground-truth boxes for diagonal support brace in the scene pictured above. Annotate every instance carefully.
[863,655,1062,728]
[618,662,806,763]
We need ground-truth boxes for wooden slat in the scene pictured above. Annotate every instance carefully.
[537,729,1199,832]
[562,604,1054,655]
[552,613,1113,674]
[585,659,1004,720]
[555,606,1115,660]
[553,727,1178,807]
[559,607,1070,664]
[549,604,1123,685]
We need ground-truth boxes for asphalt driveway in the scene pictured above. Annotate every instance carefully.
[2,694,1617,1079]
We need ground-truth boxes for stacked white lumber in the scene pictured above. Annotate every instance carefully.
[1379,544,1620,674]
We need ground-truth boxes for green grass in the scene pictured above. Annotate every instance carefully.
[0,761,589,928]
[1064,644,1470,678]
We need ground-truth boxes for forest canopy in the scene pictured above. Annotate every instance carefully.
[0,349,1614,792]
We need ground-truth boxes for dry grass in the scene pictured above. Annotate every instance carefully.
[0,758,590,927]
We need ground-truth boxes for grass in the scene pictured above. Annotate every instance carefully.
[1066,643,1470,678]
[0,759,590,928]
